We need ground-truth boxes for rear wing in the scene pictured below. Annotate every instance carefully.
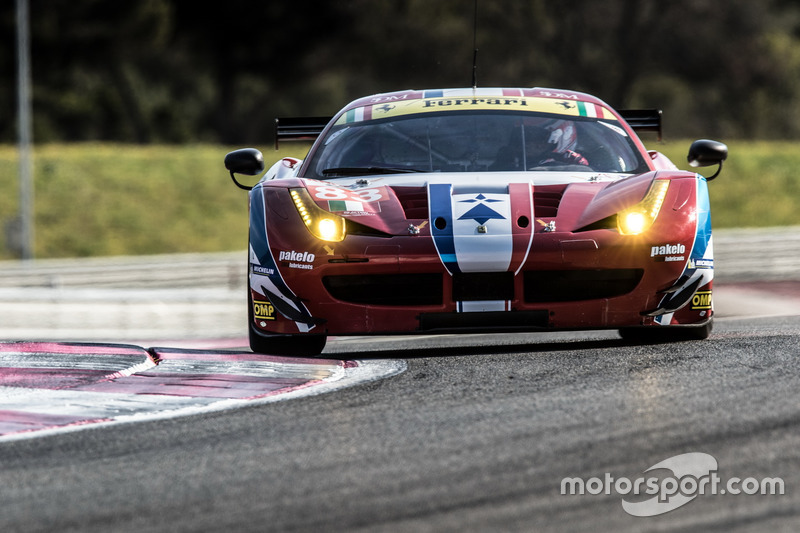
[618,109,662,141]
[274,116,331,149]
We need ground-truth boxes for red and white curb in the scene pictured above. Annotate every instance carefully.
[0,342,405,442]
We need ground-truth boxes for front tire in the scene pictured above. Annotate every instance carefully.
[249,326,327,357]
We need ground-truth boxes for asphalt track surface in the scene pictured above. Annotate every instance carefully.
[2,297,800,532]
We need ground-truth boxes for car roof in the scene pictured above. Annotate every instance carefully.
[331,87,621,127]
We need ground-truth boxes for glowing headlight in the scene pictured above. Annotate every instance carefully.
[290,188,347,242]
[620,212,647,235]
[617,180,670,235]
[316,218,340,241]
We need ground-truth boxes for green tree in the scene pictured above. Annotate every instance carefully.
[3,0,800,143]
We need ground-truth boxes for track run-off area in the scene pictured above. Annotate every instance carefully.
[0,342,404,441]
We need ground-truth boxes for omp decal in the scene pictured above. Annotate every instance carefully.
[252,300,276,321]
[691,291,712,310]
[249,187,318,332]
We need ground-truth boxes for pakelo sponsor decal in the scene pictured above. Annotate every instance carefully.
[651,243,686,262]
[253,300,276,321]
[279,250,315,270]
[691,291,712,310]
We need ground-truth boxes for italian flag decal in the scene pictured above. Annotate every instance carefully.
[577,101,604,118]
[328,200,364,212]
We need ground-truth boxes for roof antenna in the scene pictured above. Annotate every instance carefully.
[471,0,479,88]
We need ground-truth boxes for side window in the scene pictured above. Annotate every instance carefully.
[577,121,644,173]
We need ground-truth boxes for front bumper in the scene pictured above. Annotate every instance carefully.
[250,229,711,336]
[248,175,713,337]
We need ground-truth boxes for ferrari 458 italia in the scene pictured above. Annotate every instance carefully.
[224,87,727,355]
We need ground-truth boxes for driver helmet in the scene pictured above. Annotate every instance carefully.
[547,121,577,153]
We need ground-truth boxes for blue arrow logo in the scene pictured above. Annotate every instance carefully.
[457,194,506,225]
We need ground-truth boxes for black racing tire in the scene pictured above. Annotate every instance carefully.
[619,319,713,342]
[249,326,327,357]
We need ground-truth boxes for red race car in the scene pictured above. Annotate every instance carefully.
[225,88,727,356]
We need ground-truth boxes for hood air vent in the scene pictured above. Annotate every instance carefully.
[532,184,567,218]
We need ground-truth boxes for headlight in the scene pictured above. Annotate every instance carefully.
[290,188,347,242]
[617,180,670,235]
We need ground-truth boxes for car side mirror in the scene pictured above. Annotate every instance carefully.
[224,148,265,190]
[687,139,728,181]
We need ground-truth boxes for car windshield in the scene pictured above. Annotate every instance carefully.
[303,109,649,178]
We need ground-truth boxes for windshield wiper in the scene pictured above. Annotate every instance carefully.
[321,166,425,177]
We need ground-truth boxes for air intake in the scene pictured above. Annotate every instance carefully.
[391,186,429,219]
[533,184,567,218]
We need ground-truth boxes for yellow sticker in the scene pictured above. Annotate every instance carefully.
[253,300,276,320]
[691,291,712,310]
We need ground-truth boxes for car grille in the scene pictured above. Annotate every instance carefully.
[523,269,643,302]
[323,273,443,305]
[452,272,514,301]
